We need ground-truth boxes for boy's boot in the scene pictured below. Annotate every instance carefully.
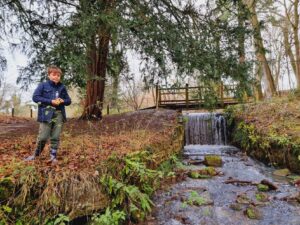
[24,141,46,161]
[50,148,58,163]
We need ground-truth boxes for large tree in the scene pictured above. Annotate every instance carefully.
[279,0,300,89]
[2,0,253,118]
[243,0,277,96]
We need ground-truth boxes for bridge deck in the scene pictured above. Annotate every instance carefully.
[155,84,250,109]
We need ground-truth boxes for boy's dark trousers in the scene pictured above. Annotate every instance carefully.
[34,110,63,159]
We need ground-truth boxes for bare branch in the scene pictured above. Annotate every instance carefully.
[283,0,295,28]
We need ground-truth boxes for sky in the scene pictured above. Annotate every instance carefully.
[2,47,34,102]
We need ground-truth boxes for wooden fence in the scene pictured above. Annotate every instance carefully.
[155,83,244,109]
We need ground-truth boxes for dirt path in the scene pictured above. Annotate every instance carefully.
[0,122,38,137]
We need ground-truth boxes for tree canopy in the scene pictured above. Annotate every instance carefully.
[1,0,257,118]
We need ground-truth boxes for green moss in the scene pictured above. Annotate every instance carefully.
[257,184,269,192]
[236,194,251,204]
[202,167,217,176]
[197,174,211,179]
[188,167,218,179]
[233,122,270,151]
[273,169,291,177]
[204,155,222,167]
[188,171,200,179]
[187,191,206,206]
[245,206,261,220]
[0,178,14,202]
[287,175,300,182]
[255,192,269,202]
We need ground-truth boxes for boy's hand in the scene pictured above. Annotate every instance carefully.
[57,98,64,104]
[51,99,60,106]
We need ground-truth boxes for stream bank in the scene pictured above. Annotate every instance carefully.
[225,96,300,173]
[0,109,184,224]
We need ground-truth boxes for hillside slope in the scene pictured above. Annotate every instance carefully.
[226,95,300,172]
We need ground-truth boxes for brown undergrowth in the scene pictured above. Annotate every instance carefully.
[226,94,300,172]
[0,109,184,224]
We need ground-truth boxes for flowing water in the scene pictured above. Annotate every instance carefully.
[147,113,300,225]
[185,113,227,145]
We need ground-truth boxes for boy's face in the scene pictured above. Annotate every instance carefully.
[48,71,61,84]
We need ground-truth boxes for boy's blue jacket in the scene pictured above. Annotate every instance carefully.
[32,80,71,122]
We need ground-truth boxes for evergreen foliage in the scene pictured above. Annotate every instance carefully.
[1,0,254,116]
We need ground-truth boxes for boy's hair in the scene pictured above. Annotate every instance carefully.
[47,66,62,75]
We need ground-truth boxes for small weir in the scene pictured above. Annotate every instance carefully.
[148,113,300,225]
[185,113,227,145]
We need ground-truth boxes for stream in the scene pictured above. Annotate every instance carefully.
[146,113,300,225]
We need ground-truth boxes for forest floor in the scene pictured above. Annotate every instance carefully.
[231,95,300,141]
[0,109,178,178]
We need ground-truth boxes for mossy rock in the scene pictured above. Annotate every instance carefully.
[186,191,212,206]
[257,184,269,192]
[296,193,300,203]
[198,174,211,179]
[236,194,251,204]
[204,155,222,167]
[188,171,200,179]
[255,192,269,202]
[273,168,291,177]
[188,167,217,179]
[0,178,14,202]
[229,203,242,211]
[199,167,217,176]
[287,175,300,181]
[245,206,262,220]
[188,171,211,179]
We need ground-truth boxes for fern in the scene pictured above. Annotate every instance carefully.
[92,208,126,225]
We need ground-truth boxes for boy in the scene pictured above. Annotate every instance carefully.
[25,66,71,162]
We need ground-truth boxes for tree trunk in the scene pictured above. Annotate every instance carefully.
[237,2,253,99]
[110,43,122,109]
[281,19,297,76]
[286,56,293,89]
[111,73,119,108]
[81,31,110,120]
[293,0,300,88]
[245,0,277,96]
[274,54,282,91]
[254,62,264,100]
[80,0,113,120]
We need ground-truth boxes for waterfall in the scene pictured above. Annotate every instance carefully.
[185,113,227,145]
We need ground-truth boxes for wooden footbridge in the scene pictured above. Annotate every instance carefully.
[155,83,249,109]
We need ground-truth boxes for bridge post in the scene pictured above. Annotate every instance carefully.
[155,84,159,109]
[220,82,224,107]
[107,104,110,115]
[185,83,189,109]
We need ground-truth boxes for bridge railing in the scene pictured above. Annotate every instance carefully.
[155,83,240,108]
